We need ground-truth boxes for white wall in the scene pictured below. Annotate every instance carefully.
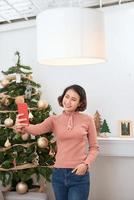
[90,156,134,200]
[0,4,134,200]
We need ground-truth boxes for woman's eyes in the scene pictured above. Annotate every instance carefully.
[65,95,77,101]
[72,98,77,101]
[65,95,69,99]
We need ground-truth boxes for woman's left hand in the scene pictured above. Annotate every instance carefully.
[72,163,88,175]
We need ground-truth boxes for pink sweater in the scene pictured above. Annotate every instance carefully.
[24,111,99,168]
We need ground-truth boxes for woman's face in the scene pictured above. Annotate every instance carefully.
[62,89,81,113]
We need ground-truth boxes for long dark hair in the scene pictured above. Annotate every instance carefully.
[58,84,87,111]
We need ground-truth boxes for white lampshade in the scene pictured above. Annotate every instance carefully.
[36,7,106,66]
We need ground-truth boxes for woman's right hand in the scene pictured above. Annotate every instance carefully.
[14,114,28,133]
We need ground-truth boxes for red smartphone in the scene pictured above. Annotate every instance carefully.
[17,103,29,125]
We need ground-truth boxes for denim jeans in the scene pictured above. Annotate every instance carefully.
[52,168,90,200]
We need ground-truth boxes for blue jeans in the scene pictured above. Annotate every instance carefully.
[52,168,90,200]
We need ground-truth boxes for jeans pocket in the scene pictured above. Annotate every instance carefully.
[72,171,90,184]
[74,171,89,176]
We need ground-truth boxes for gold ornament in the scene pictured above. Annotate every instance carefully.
[4,117,14,127]
[15,96,24,104]
[37,100,48,109]
[0,93,6,98]
[21,133,30,141]
[37,137,48,148]
[1,97,10,106]
[6,74,16,81]
[16,182,28,194]
[4,138,11,148]
[27,74,33,80]
[4,98,10,106]
[1,79,9,87]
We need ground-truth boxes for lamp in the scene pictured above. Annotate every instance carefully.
[36,7,106,66]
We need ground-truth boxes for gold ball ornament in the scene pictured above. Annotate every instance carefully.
[4,118,14,127]
[16,182,28,194]
[15,96,24,104]
[21,133,30,141]
[37,137,48,148]
[37,100,48,109]
[1,79,9,87]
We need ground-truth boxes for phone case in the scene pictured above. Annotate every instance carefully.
[17,103,29,125]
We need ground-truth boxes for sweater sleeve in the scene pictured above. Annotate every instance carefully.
[83,116,99,167]
[23,116,54,136]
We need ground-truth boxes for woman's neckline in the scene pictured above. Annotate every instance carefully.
[63,110,79,116]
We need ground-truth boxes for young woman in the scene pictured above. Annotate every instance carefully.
[15,84,99,200]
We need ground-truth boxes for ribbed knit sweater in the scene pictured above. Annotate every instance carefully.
[24,111,99,168]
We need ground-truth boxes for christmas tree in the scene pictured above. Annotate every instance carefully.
[0,52,56,193]
[100,119,111,137]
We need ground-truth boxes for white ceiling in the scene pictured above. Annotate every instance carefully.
[0,0,133,24]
